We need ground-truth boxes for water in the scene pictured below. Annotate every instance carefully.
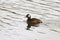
[0,0,60,40]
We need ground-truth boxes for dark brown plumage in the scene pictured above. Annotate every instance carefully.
[26,14,42,30]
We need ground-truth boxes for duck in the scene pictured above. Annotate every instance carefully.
[26,14,42,30]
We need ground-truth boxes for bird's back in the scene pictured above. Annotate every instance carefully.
[27,18,42,26]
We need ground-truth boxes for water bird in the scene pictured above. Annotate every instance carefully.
[26,14,42,30]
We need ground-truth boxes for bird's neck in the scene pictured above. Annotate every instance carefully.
[27,17,31,20]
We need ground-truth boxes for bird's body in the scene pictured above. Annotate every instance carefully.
[27,18,42,26]
[26,14,42,30]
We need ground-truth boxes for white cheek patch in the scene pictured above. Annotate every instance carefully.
[28,14,31,17]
